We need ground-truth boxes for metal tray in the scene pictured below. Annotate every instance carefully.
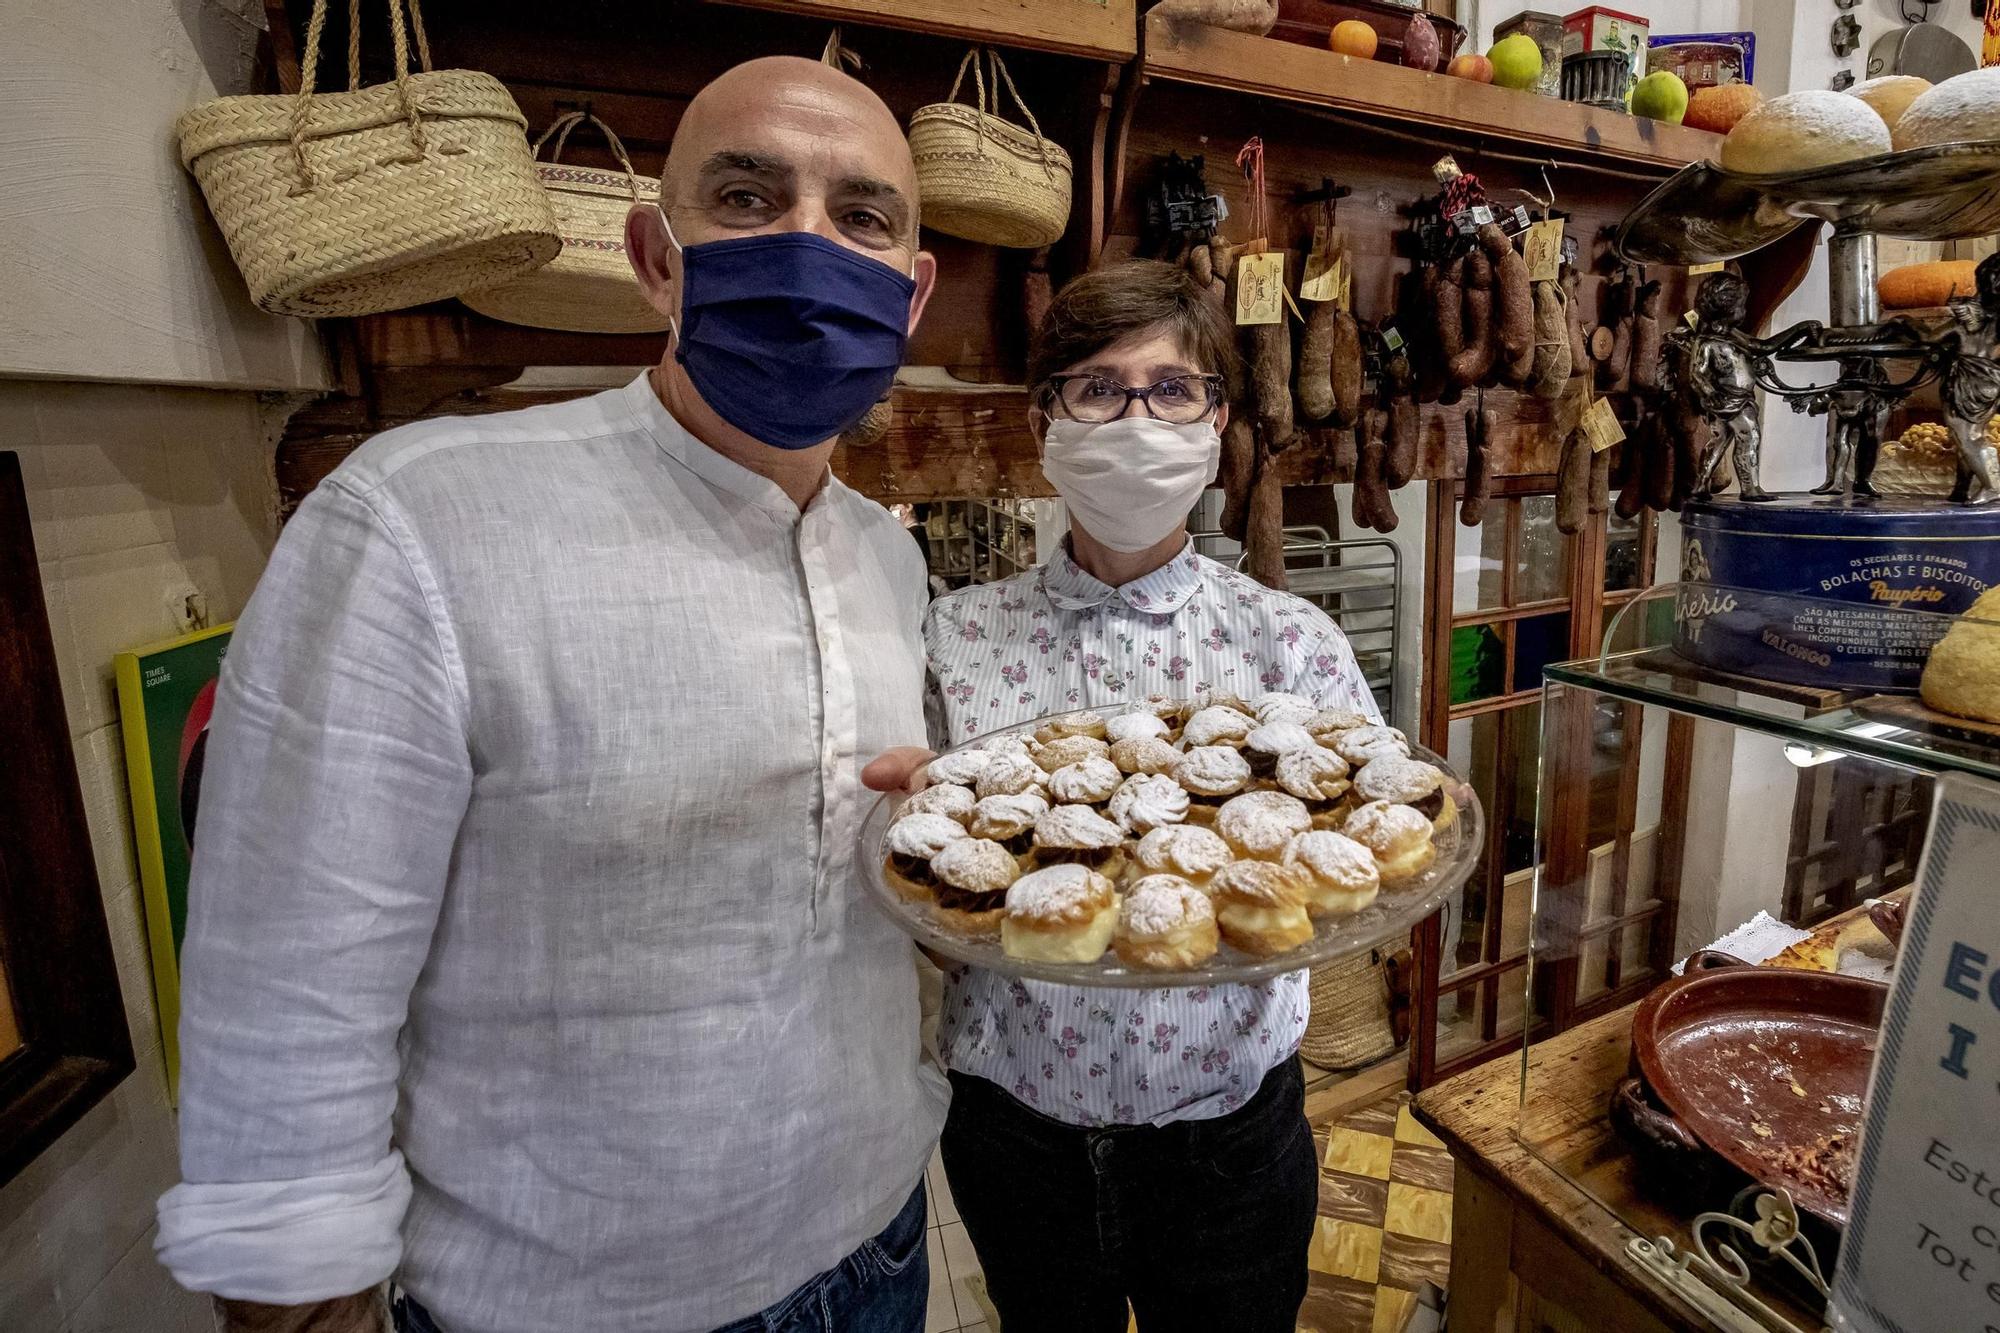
[1614,140,2000,265]
[856,704,1482,988]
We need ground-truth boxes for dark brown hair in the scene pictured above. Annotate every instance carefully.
[1026,260,1240,405]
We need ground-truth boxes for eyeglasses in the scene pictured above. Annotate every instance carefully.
[1041,374,1225,425]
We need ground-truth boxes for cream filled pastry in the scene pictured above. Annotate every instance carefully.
[1035,710,1108,743]
[1172,745,1253,825]
[1274,747,1353,828]
[1283,829,1380,917]
[1333,724,1410,767]
[1182,705,1254,749]
[924,748,995,788]
[1242,720,1318,777]
[1114,875,1219,970]
[1353,754,1452,828]
[1107,772,1190,835]
[928,837,1021,931]
[1002,864,1118,963]
[900,782,976,824]
[977,752,1049,800]
[1049,755,1123,805]
[1109,735,1183,776]
[882,813,970,899]
[1343,799,1438,887]
[1131,824,1234,889]
[1252,691,1317,727]
[979,731,1035,758]
[1033,734,1112,774]
[968,791,1050,855]
[1208,860,1316,956]
[1032,803,1128,878]
[1214,790,1312,861]
[1104,711,1172,746]
[1305,708,1371,739]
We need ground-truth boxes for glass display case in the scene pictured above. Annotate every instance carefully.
[1515,582,2000,1330]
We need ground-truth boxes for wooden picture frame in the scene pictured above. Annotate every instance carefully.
[0,451,134,1185]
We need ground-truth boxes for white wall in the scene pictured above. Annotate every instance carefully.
[0,0,329,391]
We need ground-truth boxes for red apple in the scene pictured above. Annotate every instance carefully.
[1447,53,1494,83]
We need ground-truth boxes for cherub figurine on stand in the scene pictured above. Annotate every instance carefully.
[1686,272,1773,502]
[1940,253,2000,504]
[1797,357,1889,498]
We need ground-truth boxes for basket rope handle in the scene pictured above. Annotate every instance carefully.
[985,48,1057,183]
[534,111,643,205]
[941,48,1057,184]
[291,0,433,191]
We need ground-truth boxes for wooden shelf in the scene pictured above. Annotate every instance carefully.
[1142,12,1725,173]
[713,0,1138,61]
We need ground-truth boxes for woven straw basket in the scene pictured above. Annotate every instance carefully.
[176,0,558,318]
[460,112,668,334]
[909,49,1072,249]
[1300,950,1398,1072]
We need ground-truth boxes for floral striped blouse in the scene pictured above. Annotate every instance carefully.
[923,539,1380,1127]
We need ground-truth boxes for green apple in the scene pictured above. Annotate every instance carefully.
[1488,33,1543,91]
[1631,70,1691,124]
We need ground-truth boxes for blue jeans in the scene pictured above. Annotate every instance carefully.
[393,1184,928,1333]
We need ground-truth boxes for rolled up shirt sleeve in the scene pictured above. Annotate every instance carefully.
[157,475,472,1302]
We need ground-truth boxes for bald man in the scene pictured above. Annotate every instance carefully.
[158,58,947,1333]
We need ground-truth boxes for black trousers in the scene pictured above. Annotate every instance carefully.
[939,1057,1317,1333]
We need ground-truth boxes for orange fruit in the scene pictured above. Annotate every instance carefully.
[1329,20,1379,59]
[1684,83,1763,134]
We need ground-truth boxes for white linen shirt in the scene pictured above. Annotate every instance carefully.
[923,541,1380,1127]
[157,375,948,1333]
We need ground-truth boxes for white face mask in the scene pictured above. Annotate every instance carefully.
[1040,417,1222,554]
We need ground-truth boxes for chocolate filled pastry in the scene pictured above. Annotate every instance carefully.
[1182,705,1254,749]
[1172,745,1253,825]
[1342,800,1438,888]
[1274,747,1354,828]
[927,837,1022,932]
[976,753,1048,801]
[924,748,995,789]
[882,813,971,900]
[1209,860,1316,957]
[1215,790,1313,861]
[1109,735,1183,777]
[1305,709,1371,741]
[1031,804,1129,879]
[1034,710,1108,744]
[1049,755,1123,806]
[1104,712,1173,746]
[1108,772,1190,835]
[1283,829,1381,918]
[1353,754,1456,830]
[969,792,1049,856]
[1241,720,1318,778]
[1002,864,1119,964]
[1132,825,1233,891]
[1115,876,1220,970]
[1251,691,1317,727]
[1332,725,1410,768]
[901,783,976,825]
[1032,734,1112,774]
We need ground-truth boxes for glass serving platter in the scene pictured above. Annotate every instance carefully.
[856,703,1483,988]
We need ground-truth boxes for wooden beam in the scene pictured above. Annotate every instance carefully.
[1144,12,1723,173]
[709,0,1138,61]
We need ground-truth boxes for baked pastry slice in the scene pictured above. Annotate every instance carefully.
[1274,747,1353,828]
[1354,755,1456,831]
[882,813,970,901]
[1215,790,1313,861]
[1003,864,1119,963]
[1343,800,1438,888]
[1284,829,1381,918]
[1242,720,1319,777]
[1182,705,1254,749]
[968,792,1049,856]
[1109,735,1182,777]
[1131,825,1234,891]
[1033,734,1112,774]
[1173,745,1253,825]
[1115,875,1220,970]
[1108,772,1190,835]
[924,748,995,788]
[1209,860,1316,957]
[1252,691,1318,727]
[977,752,1050,800]
[928,837,1022,932]
[1332,725,1410,767]
[1049,755,1123,806]
[1104,711,1173,746]
[900,783,976,825]
[1031,804,1129,880]
[1035,710,1108,743]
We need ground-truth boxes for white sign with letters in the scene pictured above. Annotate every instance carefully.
[1831,773,2000,1333]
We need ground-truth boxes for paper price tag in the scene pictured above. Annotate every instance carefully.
[1379,323,1406,354]
[1471,204,1496,226]
[1688,260,1725,275]
[1235,249,1286,326]
[1524,219,1565,284]
[1684,309,1700,329]
[1300,225,1344,303]
[1582,397,1626,453]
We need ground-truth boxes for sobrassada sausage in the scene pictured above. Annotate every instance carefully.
[1329,309,1363,428]
[1448,249,1495,387]
[1297,299,1339,422]
[1556,428,1591,534]
[1219,416,1257,541]
[1246,442,1289,590]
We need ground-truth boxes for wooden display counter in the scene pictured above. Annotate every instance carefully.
[1412,1005,1822,1333]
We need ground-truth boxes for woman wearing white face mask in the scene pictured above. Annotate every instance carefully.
[920,262,1380,1333]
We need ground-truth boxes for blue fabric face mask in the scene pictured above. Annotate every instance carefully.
[664,215,916,450]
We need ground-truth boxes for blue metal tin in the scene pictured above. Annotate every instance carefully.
[1674,496,2000,693]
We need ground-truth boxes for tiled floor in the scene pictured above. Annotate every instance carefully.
[919,1088,1452,1333]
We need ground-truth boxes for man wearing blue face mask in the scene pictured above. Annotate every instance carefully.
[158,57,946,1333]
